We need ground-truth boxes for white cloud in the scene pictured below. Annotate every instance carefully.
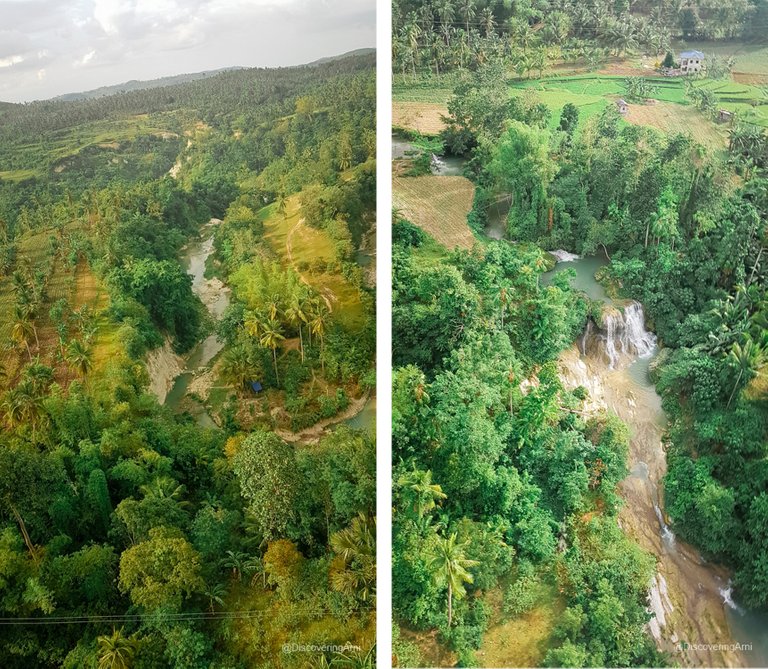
[75,49,96,67]
[37,68,46,80]
[0,55,25,68]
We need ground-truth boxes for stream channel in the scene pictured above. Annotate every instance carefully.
[546,253,768,667]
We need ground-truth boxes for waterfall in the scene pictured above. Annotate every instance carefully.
[654,504,677,548]
[550,249,581,263]
[430,153,446,174]
[597,301,657,369]
[719,582,745,615]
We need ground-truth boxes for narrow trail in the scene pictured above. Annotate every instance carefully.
[273,390,372,445]
[285,217,335,311]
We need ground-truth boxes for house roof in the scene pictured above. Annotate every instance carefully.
[680,50,705,59]
[250,381,263,392]
[617,99,628,106]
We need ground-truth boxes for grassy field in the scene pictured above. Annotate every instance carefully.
[624,101,729,149]
[261,196,367,332]
[393,173,476,250]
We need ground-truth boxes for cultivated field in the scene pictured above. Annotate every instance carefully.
[0,224,119,387]
[393,100,449,135]
[393,174,476,250]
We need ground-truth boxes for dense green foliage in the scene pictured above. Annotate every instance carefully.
[437,49,768,616]
[0,55,376,667]
[479,82,768,612]
[392,224,666,665]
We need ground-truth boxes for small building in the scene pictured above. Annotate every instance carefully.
[249,381,263,394]
[616,99,629,115]
[718,109,734,124]
[680,50,705,74]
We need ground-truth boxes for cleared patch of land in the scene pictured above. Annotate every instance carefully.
[393,174,476,250]
[623,100,729,150]
[400,627,458,668]
[478,582,564,668]
[393,100,449,135]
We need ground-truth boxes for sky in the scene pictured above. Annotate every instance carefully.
[0,0,375,102]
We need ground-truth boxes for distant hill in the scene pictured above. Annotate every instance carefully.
[47,49,374,103]
[306,48,375,66]
[52,67,247,102]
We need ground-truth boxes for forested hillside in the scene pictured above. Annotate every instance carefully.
[0,53,376,668]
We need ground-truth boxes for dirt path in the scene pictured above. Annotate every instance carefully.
[274,391,371,445]
[285,218,335,311]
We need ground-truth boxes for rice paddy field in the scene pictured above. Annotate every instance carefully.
[394,61,768,148]
[392,100,449,134]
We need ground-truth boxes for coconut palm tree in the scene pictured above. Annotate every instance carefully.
[434,0,454,45]
[97,628,137,669]
[426,532,479,627]
[204,582,227,612]
[727,336,766,407]
[479,7,496,37]
[260,318,285,385]
[245,555,268,588]
[459,0,476,35]
[330,514,376,604]
[221,550,250,582]
[10,306,35,360]
[140,476,190,511]
[396,468,446,525]
[1,379,46,441]
[285,294,309,362]
[66,338,92,378]
[309,303,329,372]
[219,346,257,392]
[402,22,423,78]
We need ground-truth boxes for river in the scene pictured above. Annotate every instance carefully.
[164,220,229,427]
[550,253,768,668]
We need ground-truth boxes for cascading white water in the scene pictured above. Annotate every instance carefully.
[598,301,657,369]
[719,582,745,614]
[654,504,677,547]
[550,249,581,263]
[431,153,446,172]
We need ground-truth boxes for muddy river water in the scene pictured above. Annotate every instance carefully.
[549,254,768,668]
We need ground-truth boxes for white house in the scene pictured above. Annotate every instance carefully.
[680,50,705,74]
